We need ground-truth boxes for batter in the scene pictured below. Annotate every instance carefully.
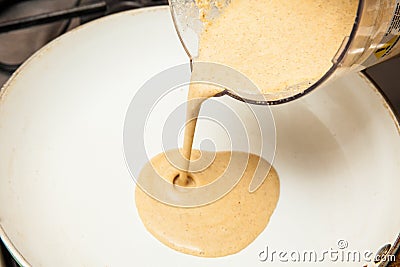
[135,84,280,256]
[175,83,221,186]
[196,0,359,96]
[135,0,358,257]
[135,149,280,257]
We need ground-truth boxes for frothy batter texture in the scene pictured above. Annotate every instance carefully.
[135,150,280,257]
[196,0,358,96]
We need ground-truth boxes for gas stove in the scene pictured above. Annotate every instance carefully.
[0,0,168,87]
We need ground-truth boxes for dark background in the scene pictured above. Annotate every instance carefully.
[365,58,400,118]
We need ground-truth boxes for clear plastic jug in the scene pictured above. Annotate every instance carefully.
[169,0,400,105]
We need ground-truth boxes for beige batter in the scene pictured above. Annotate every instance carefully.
[135,68,278,258]
[196,0,359,96]
[135,149,280,257]
[176,83,220,185]
[135,0,357,257]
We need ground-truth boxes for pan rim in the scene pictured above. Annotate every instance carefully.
[0,5,399,267]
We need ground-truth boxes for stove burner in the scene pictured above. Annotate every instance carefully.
[0,0,167,75]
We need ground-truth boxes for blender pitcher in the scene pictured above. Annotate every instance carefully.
[168,0,400,105]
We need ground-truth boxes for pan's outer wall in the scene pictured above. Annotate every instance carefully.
[0,246,5,267]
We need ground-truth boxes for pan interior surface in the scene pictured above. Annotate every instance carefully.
[0,6,399,267]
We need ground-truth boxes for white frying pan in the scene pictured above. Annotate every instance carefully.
[0,6,399,267]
